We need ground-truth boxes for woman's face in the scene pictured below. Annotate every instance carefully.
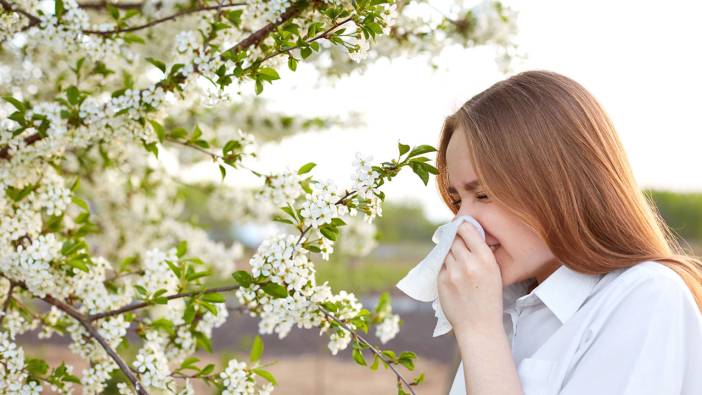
[445,128,561,287]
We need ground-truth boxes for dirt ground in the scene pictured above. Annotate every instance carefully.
[27,343,456,394]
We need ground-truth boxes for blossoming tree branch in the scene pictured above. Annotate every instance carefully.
[0,0,519,393]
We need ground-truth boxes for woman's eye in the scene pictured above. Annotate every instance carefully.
[476,193,488,200]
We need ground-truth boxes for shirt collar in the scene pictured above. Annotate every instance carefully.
[504,264,603,324]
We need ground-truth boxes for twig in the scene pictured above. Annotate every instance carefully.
[223,0,307,55]
[0,0,41,27]
[255,15,354,66]
[0,132,43,161]
[317,305,417,395]
[82,2,246,35]
[78,1,145,10]
[88,285,240,321]
[0,282,16,327]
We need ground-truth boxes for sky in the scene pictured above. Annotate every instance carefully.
[188,0,702,225]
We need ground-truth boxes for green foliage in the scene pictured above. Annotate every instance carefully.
[374,201,437,243]
[646,189,702,244]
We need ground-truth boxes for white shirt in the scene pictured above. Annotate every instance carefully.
[448,260,702,395]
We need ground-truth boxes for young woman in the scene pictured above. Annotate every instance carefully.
[434,70,702,395]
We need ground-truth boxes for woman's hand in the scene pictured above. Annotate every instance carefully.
[437,222,504,335]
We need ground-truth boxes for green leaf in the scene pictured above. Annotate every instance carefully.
[153,296,168,304]
[70,177,80,192]
[66,86,80,105]
[150,318,175,335]
[3,96,25,112]
[55,0,65,20]
[176,240,187,258]
[409,161,429,186]
[201,292,225,303]
[165,260,181,278]
[297,162,316,175]
[411,372,425,385]
[287,56,298,71]
[193,139,209,149]
[420,161,438,175]
[398,142,410,156]
[66,258,89,272]
[352,347,367,366]
[26,358,49,376]
[106,3,119,19]
[148,120,166,143]
[144,141,158,158]
[184,301,196,323]
[381,350,396,361]
[222,139,241,154]
[272,215,294,225]
[370,354,380,371]
[302,242,321,253]
[187,270,211,282]
[258,67,280,82]
[407,144,437,158]
[219,165,227,180]
[171,127,187,139]
[180,357,200,371]
[72,196,89,211]
[122,33,145,44]
[330,217,346,227]
[145,57,166,73]
[232,270,253,287]
[252,368,277,385]
[250,335,264,362]
[225,9,243,28]
[398,351,416,371]
[194,331,213,353]
[199,363,215,376]
[319,225,338,241]
[134,284,148,296]
[261,282,288,299]
[198,300,217,315]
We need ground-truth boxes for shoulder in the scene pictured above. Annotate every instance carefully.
[595,260,699,322]
[605,260,689,295]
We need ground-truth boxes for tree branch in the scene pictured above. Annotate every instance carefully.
[82,2,246,35]
[223,0,308,56]
[0,133,43,161]
[0,281,16,327]
[88,285,240,321]
[41,293,149,394]
[0,275,147,393]
[255,15,354,66]
[317,305,417,395]
[78,1,146,10]
[0,0,41,27]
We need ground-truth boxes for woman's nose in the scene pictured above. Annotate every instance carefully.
[456,201,477,218]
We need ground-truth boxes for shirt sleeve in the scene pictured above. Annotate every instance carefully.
[558,270,702,395]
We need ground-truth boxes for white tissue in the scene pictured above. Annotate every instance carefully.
[395,215,486,337]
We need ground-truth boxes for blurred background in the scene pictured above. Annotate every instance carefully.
[19,0,702,393]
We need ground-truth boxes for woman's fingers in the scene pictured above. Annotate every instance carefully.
[456,222,491,260]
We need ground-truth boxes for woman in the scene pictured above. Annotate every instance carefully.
[435,70,702,395]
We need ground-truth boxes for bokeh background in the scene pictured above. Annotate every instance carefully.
[18,0,702,393]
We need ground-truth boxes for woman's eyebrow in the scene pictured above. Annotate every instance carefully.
[447,180,481,193]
